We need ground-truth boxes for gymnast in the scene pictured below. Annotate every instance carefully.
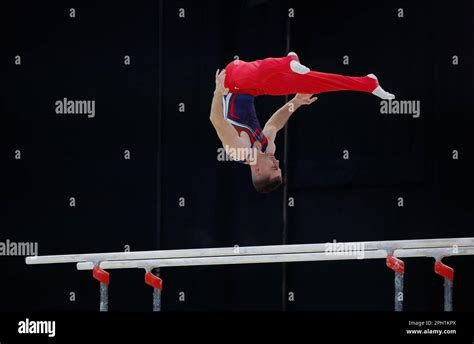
[209,52,395,193]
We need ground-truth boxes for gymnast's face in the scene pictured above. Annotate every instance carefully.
[255,152,281,179]
[263,153,281,178]
[250,152,283,193]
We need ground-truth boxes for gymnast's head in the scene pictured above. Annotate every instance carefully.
[249,150,282,193]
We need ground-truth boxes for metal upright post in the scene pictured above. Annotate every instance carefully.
[145,269,163,312]
[434,260,454,312]
[386,255,405,312]
[93,265,110,312]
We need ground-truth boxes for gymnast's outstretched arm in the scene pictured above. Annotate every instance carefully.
[262,94,318,146]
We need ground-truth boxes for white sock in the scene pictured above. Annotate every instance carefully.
[367,74,395,100]
[367,73,377,80]
[290,60,310,75]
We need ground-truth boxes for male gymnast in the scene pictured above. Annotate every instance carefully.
[209,52,394,193]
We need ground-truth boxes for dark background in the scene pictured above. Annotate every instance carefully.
[1,0,473,311]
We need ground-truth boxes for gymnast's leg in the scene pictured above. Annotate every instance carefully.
[259,53,395,99]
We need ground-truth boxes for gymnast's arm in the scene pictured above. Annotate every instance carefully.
[262,94,318,139]
[209,70,250,157]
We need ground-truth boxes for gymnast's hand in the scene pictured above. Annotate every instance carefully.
[214,69,229,97]
[293,93,318,106]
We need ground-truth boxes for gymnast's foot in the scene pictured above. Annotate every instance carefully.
[367,74,395,100]
[288,52,310,75]
[288,51,299,59]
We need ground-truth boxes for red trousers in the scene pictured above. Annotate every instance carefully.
[224,55,378,96]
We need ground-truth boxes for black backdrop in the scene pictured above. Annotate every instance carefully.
[1,0,473,311]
